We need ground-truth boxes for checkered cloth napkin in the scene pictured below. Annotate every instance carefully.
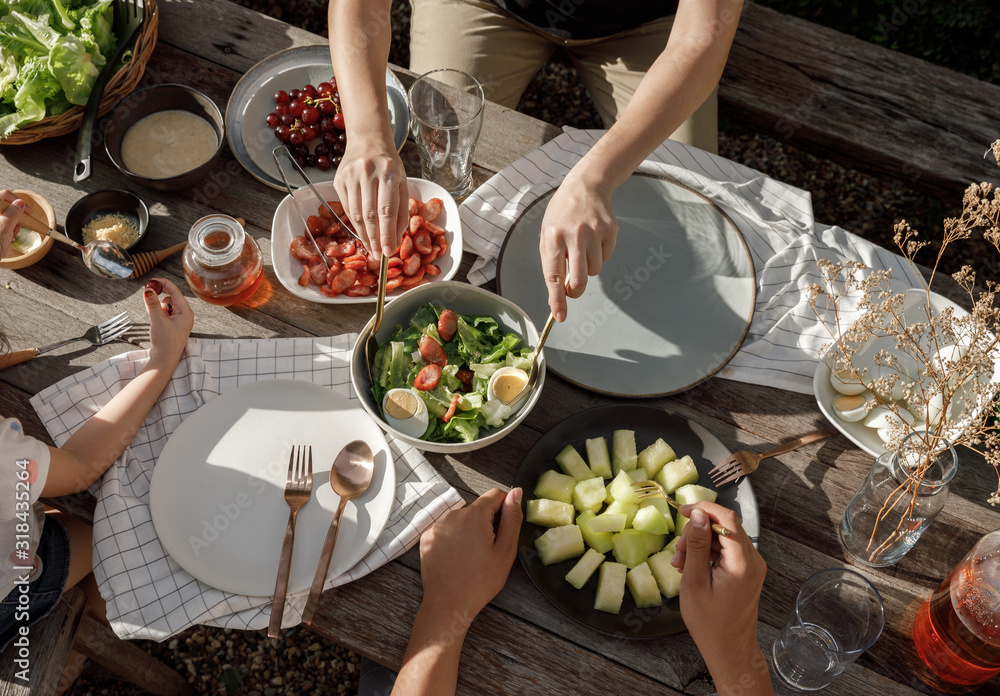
[460,129,925,394]
[30,334,464,641]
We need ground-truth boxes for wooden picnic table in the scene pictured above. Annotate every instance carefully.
[2,2,998,694]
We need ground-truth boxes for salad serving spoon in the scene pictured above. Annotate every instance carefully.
[302,440,375,624]
[506,310,555,409]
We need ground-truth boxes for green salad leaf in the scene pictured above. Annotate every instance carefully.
[0,0,116,136]
[371,303,535,444]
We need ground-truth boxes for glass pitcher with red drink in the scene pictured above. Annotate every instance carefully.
[913,529,1000,690]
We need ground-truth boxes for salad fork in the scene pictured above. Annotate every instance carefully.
[268,445,314,638]
[0,312,131,370]
[708,428,833,487]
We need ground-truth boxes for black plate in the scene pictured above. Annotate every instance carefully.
[514,405,759,639]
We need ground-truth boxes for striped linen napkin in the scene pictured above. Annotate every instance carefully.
[460,128,925,394]
[30,334,464,641]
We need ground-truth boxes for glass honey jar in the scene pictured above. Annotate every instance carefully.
[183,214,263,306]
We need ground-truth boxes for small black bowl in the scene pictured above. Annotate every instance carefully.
[104,84,225,192]
[65,189,149,252]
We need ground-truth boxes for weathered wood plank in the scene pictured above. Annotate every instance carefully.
[722,3,1000,200]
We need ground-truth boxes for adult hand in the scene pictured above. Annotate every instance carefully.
[419,487,523,626]
[673,501,768,684]
[143,278,194,365]
[0,190,33,259]
[538,171,618,322]
[334,136,408,259]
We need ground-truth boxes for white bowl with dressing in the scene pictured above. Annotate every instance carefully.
[104,84,225,192]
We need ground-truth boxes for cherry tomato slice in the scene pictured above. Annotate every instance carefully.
[418,335,448,367]
[456,368,473,390]
[414,364,441,391]
[438,308,458,342]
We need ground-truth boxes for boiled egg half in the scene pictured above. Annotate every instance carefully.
[382,388,429,438]
[487,366,529,404]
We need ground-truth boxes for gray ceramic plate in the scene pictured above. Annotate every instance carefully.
[226,45,408,190]
[497,174,755,397]
[514,404,759,638]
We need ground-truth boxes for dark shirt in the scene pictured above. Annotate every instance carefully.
[493,0,679,40]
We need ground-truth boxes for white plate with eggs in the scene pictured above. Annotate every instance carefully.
[814,288,999,457]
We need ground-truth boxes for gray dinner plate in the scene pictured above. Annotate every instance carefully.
[514,404,758,638]
[497,174,755,397]
[226,45,408,190]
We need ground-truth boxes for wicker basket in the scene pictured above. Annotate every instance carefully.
[1,0,159,146]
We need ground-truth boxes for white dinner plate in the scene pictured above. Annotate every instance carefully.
[226,45,408,190]
[497,174,755,397]
[270,177,463,304]
[814,288,998,457]
[149,380,396,597]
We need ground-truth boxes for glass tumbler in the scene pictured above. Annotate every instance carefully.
[839,433,957,567]
[407,69,485,198]
[772,568,885,690]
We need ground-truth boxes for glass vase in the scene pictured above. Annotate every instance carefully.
[839,433,957,567]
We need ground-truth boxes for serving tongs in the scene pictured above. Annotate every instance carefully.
[270,148,390,379]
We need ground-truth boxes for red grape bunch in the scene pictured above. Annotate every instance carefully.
[266,78,347,171]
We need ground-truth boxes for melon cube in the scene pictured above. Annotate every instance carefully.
[605,481,615,504]
[626,562,663,608]
[585,437,613,479]
[534,525,585,566]
[588,512,627,534]
[639,497,674,533]
[655,455,699,493]
[605,501,639,528]
[674,484,719,506]
[663,536,680,557]
[526,498,575,527]
[642,532,667,556]
[638,438,676,478]
[533,469,577,504]
[612,430,638,474]
[632,505,671,536]
[612,529,649,568]
[573,477,607,513]
[627,467,649,483]
[565,548,606,589]
[594,562,627,614]
[577,511,614,553]
[556,445,593,481]
[608,470,641,505]
[647,549,683,598]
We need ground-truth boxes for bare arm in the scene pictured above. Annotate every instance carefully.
[540,0,744,321]
[328,0,408,258]
[392,488,522,696]
[42,279,194,496]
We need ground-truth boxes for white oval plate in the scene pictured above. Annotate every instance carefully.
[814,288,997,457]
[270,177,463,304]
[149,380,395,597]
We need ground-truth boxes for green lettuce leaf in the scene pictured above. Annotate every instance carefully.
[48,32,103,104]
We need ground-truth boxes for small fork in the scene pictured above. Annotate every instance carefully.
[708,428,833,488]
[630,479,731,537]
[0,312,132,370]
[268,445,314,638]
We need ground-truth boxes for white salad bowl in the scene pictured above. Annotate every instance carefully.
[350,281,546,453]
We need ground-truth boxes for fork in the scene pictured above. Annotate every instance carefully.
[74,0,146,182]
[0,312,131,370]
[708,428,834,488]
[268,445,314,638]
[630,479,731,537]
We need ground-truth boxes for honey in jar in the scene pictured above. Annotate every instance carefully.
[183,215,263,306]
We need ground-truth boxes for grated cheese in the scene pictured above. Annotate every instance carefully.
[82,213,140,248]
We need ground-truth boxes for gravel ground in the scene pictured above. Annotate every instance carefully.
[72,2,991,695]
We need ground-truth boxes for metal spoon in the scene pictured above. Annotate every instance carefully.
[505,311,555,409]
[302,440,376,624]
[47,227,135,279]
[365,254,389,380]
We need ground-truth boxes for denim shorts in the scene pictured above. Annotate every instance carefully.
[0,516,71,653]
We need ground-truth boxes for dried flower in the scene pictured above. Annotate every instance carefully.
[811,141,1000,561]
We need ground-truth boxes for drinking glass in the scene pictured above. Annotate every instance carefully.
[407,69,485,198]
[772,568,885,690]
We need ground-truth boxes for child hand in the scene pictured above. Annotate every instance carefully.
[418,488,523,627]
[0,190,32,259]
[143,277,193,365]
